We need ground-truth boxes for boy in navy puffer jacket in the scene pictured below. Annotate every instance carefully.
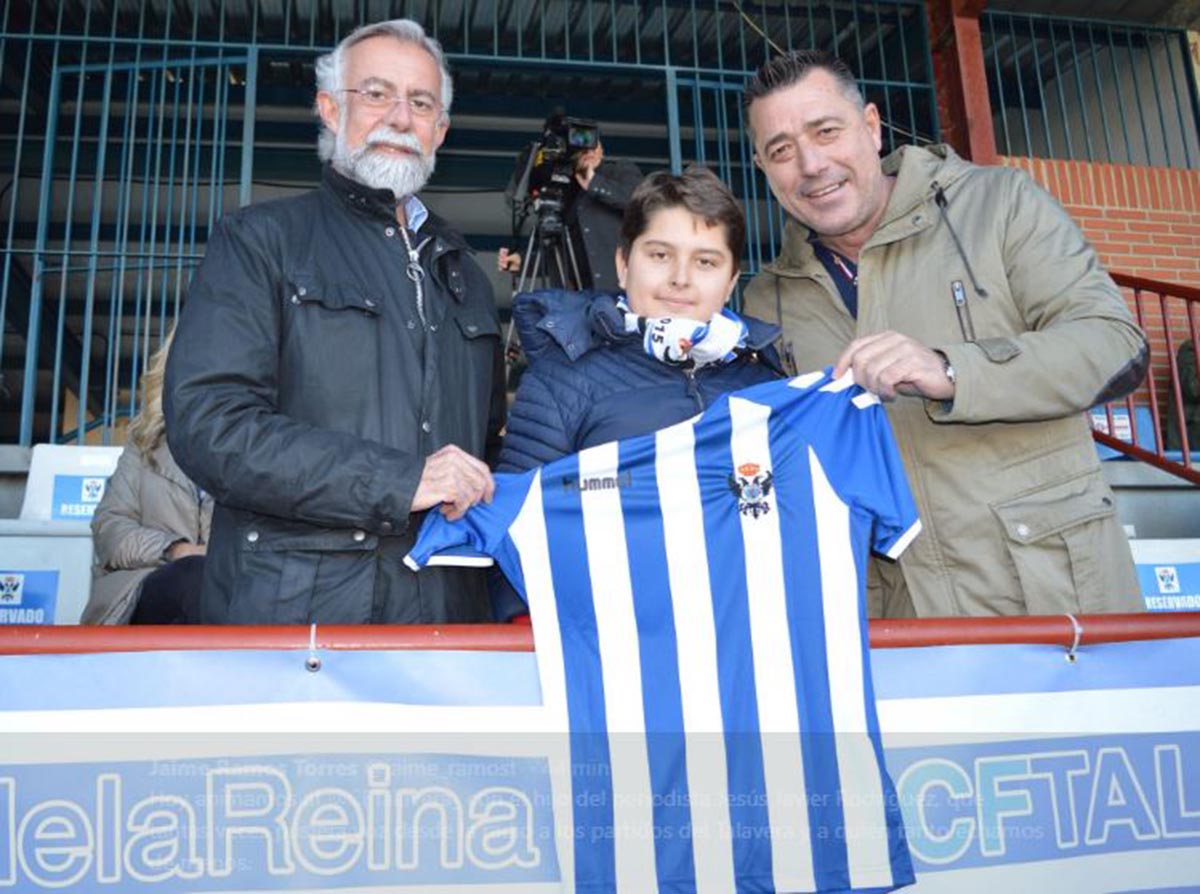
[493,166,785,619]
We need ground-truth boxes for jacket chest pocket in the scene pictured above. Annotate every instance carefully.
[282,274,384,404]
[448,311,501,368]
[287,275,382,320]
[455,311,500,336]
[424,302,502,454]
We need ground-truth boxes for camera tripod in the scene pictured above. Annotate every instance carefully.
[513,194,583,293]
[502,192,585,383]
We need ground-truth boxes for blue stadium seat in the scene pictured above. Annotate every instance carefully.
[0,444,123,625]
[1130,539,1200,612]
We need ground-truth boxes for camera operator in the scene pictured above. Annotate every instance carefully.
[499,112,643,291]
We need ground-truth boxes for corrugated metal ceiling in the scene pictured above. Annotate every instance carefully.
[991,0,1200,31]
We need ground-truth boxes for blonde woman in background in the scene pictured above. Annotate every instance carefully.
[83,329,212,624]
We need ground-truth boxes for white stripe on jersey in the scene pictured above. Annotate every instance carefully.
[508,474,577,894]
[790,370,827,390]
[886,520,923,561]
[819,371,856,393]
[655,420,737,894]
[579,442,660,892]
[729,396,816,893]
[810,447,894,888]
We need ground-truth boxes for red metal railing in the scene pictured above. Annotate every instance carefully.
[1094,273,1200,484]
[1,613,1198,655]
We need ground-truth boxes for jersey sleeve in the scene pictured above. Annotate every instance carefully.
[845,392,921,559]
[403,470,535,571]
[791,371,922,560]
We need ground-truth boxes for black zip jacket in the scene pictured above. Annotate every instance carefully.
[165,165,505,624]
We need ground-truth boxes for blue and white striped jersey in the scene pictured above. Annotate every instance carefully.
[406,370,920,894]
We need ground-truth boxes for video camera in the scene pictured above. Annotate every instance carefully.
[501,116,600,363]
[506,115,600,234]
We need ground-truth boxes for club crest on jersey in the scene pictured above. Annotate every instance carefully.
[728,462,773,518]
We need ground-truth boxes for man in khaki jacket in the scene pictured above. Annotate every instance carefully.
[743,50,1148,618]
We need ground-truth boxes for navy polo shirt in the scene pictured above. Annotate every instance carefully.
[810,234,859,319]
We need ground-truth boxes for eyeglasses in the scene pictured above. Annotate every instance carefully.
[339,88,440,119]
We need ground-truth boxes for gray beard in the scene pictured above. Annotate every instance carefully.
[333,128,436,200]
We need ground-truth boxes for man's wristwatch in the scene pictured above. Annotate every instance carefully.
[936,350,956,386]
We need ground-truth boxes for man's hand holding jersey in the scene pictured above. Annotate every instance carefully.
[412,444,495,520]
[834,331,957,402]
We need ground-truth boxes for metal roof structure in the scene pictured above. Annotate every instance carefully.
[2,0,1196,443]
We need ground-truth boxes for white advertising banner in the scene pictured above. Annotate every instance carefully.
[0,636,1197,893]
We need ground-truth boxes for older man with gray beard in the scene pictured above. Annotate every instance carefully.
[165,19,506,625]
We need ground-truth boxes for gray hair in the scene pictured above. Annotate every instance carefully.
[314,19,454,161]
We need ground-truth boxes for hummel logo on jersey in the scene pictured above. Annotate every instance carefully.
[561,469,632,493]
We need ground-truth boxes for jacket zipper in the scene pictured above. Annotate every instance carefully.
[951,280,977,343]
[683,366,703,411]
[399,228,432,326]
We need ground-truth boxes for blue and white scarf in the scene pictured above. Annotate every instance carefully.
[616,297,750,369]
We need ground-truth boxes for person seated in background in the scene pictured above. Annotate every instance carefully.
[1166,340,1199,453]
[493,166,784,618]
[83,329,212,625]
[498,112,644,293]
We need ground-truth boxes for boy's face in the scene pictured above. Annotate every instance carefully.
[617,206,738,322]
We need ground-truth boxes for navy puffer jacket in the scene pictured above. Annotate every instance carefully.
[498,289,784,473]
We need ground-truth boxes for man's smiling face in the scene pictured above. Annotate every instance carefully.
[317,34,448,199]
[749,69,888,247]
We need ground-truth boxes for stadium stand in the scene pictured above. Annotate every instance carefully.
[0,445,122,624]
